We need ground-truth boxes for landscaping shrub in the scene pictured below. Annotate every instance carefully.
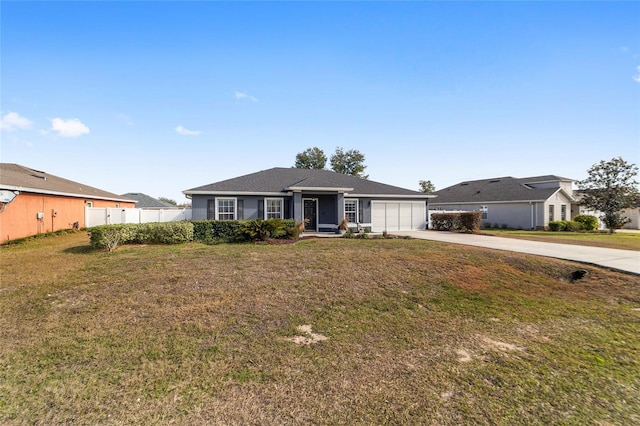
[548,221,565,231]
[430,213,457,231]
[431,212,482,233]
[136,222,194,244]
[548,220,585,232]
[458,212,482,232]
[563,221,584,232]
[573,215,599,231]
[191,219,297,243]
[88,224,140,251]
[89,222,194,250]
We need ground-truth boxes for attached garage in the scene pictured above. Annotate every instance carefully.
[371,201,426,232]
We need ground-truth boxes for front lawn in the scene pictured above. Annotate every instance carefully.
[1,233,639,424]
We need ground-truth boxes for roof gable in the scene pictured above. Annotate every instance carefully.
[0,163,134,202]
[184,167,429,197]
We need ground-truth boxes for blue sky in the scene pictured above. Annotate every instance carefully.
[2,1,639,203]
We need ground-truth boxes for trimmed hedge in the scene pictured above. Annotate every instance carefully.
[192,219,298,243]
[89,222,194,251]
[430,212,482,233]
[90,219,300,250]
[548,220,585,232]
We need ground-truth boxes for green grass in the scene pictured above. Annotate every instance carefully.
[482,228,640,250]
[1,232,639,424]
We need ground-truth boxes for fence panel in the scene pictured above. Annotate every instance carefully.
[85,207,192,227]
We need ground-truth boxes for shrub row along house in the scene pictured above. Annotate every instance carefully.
[183,167,434,232]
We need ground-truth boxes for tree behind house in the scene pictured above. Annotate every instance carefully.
[330,147,368,179]
[577,157,640,233]
[294,147,327,169]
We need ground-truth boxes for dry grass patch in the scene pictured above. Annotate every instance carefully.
[1,233,639,424]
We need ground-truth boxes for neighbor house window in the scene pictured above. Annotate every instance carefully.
[265,198,284,219]
[561,204,567,221]
[345,199,358,223]
[86,201,93,207]
[480,205,488,220]
[216,198,236,220]
[549,205,555,222]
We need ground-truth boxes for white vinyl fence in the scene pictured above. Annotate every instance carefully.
[85,207,192,228]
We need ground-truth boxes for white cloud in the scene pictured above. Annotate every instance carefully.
[234,91,258,102]
[175,125,201,136]
[634,66,640,83]
[0,112,33,131]
[50,118,90,137]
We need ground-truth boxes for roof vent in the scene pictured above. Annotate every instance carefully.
[31,174,46,180]
[460,182,469,186]
[489,179,500,183]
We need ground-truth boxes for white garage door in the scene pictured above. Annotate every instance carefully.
[371,201,426,232]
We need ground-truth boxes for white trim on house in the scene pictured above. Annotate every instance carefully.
[288,186,354,193]
[264,197,284,219]
[349,193,435,199]
[184,191,290,197]
[0,185,135,203]
[344,198,358,225]
[215,197,237,220]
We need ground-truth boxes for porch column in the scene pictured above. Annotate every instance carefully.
[293,192,303,223]
[337,193,345,223]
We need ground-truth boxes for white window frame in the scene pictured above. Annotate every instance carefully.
[215,198,237,220]
[480,205,488,220]
[549,205,555,222]
[264,198,284,219]
[561,204,567,221]
[344,199,358,224]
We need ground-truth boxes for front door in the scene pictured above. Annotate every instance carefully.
[303,199,317,231]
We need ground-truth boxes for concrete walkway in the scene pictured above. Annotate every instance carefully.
[391,230,640,275]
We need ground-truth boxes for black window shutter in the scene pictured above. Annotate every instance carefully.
[358,200,364,223]
[237,199,244,220]
[207,199,216,220]
[258,199,264,219]
[284,198,291,219]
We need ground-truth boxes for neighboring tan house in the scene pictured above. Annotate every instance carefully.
[121,193,178,209]
[431,175,576,230]
[0,163,135,241]
[184,167,434,232]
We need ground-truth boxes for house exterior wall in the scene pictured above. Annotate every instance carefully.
[0,192,134,242]
[432,202,543,230]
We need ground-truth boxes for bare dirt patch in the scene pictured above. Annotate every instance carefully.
[285,324,328,345]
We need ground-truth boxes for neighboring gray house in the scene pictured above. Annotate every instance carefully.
[121,193,179,209]
[431,175,576,230]
[183,168,434,232]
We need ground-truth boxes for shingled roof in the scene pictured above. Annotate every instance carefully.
[184,167,430,198]
[433,175,574,204]
[122,193,177,208]
[0,163,134,202]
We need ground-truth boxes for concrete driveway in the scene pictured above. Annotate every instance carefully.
[391,230,640,275]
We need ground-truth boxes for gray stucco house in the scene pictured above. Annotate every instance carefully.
[431,175,576,230]
[184,168,434,232]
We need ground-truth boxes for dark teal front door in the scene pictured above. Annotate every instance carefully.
[303,199,316,231]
